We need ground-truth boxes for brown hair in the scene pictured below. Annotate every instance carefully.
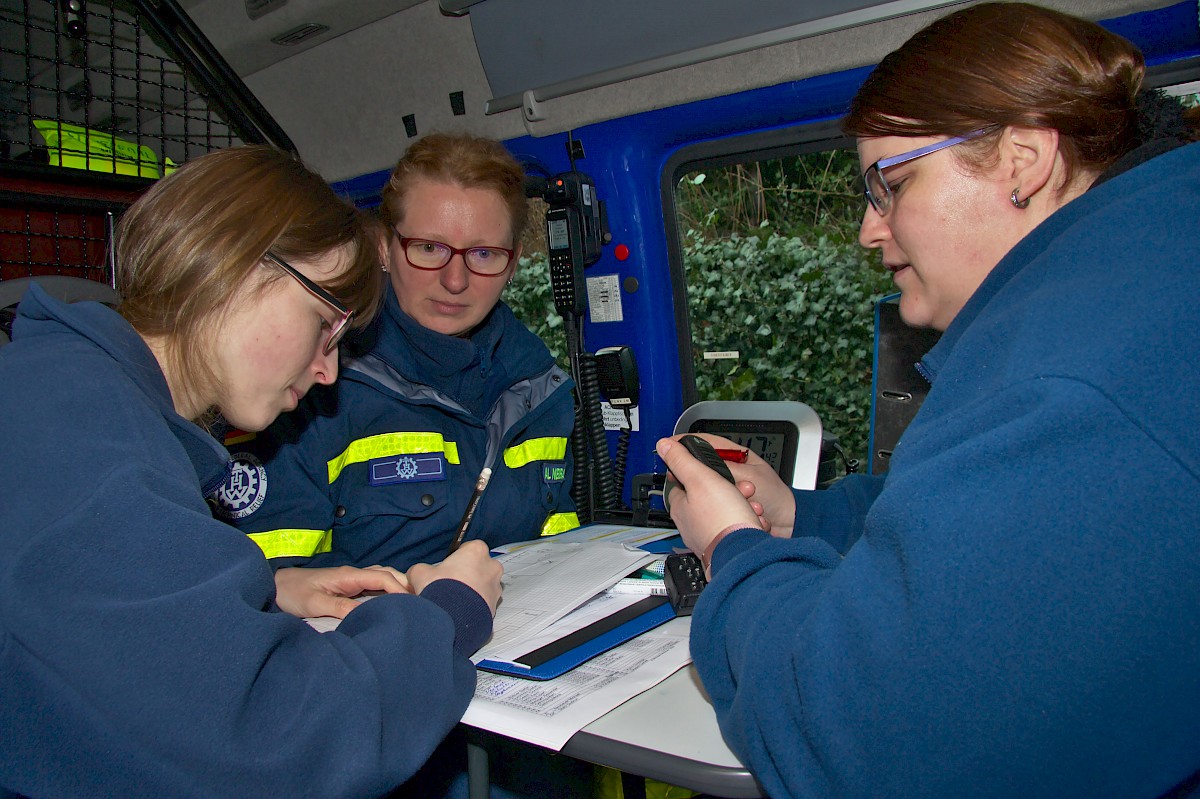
[844,3,1161,186]
[116,145,385,418]
[378,132,528,246]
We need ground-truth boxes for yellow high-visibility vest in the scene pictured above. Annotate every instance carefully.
[33,120,177,178]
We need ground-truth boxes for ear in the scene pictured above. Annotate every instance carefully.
[377,239,390,273]
[998,125,1060,202]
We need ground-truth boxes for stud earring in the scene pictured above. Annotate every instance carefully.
[1010,188,1030,209]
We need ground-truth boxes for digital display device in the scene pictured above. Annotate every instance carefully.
[547,217,569,250]
[686,418,799,485]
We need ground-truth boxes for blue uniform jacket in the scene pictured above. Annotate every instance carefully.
[691,141,1200,798]
[0,286,491,799]
[216,292,577,569]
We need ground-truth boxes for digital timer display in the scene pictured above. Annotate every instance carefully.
[687,419,799,484]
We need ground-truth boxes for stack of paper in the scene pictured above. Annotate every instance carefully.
[473,540,659,665]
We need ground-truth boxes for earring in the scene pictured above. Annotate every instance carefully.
[1011,188,1030,209]
[381,262,389,273]
[506,276,513,286]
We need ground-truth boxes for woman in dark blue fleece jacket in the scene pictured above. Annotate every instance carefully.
[658,5,1200,798]
[0,145,502,798]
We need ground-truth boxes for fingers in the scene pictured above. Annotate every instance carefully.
[305,593,363,621]
[363,564,413,593]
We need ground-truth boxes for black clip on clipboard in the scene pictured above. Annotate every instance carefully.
[476,595,675,681]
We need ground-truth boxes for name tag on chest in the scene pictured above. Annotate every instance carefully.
[368,453,447,486]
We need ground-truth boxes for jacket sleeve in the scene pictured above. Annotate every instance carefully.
[790,472,885,554]
[691,378,1200,799]
[1,453,484,799]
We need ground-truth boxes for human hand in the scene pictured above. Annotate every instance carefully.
[274,564,412,620]
[683,433,797,536]
[408,540,504,616]
[657,436,763,556]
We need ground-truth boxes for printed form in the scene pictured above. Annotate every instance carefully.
[463,615,693,750]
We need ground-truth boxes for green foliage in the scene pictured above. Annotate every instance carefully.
[507,145,892,464]
[505,234,893,463]
[676,149,866,244]
[682,228,892,461]
[506,253,567,366]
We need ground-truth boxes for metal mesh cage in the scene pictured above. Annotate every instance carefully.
[1,0,243,176]
[0,0,279,284]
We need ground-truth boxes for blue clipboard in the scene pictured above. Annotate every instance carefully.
[477,595,675,681]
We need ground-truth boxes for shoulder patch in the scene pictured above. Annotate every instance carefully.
[214,451,268,520]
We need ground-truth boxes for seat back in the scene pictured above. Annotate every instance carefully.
[868,295,941,474]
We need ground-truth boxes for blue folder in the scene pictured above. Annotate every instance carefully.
[477,595,675,681]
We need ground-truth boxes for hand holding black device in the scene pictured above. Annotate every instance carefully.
[663,435,738,615]
[662,434,736,512]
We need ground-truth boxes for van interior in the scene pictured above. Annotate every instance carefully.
[4,0,1198,517]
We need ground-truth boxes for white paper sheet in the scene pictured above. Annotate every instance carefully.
[462,617,693,751]
[492,523,678,553]
[474,541,658,661]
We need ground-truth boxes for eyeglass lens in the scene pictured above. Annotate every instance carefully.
[865,167,891,215]
[264,252,353,355]
[403,238,512,275]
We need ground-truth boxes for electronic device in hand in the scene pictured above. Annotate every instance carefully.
[662,435,738,615]
[663,552,707,615]
[662,434,736,512]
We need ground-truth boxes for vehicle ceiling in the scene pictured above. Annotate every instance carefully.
[124,0,1184,180]
[176,0,1158,181]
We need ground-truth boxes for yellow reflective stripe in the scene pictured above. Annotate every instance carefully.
[33,120,166,178]
[326,432,460,484]
[246,528,333,559]
[503,437,569,469]
[540,512,580,537]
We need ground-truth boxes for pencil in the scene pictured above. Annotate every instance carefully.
[448,467,492,555]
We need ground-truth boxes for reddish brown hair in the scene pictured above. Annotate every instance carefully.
[378,132,528,246]
[844,3,1150,185]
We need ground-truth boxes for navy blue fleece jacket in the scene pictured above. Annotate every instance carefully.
[694,142,1200,799]
[0,286,491,799]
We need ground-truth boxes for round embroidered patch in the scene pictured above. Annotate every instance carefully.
[215,451,267,520]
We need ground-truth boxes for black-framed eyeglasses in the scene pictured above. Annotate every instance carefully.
[263,251,354,355]
[396,233,514,277]
[862,128,990,216]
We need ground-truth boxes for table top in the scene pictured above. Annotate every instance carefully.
[563,665,763,798]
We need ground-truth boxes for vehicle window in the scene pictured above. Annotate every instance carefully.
[674,146,892,467]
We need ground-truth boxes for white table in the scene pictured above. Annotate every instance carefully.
[464,664,762,798]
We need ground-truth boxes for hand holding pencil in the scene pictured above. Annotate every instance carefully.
[408,540,504,616]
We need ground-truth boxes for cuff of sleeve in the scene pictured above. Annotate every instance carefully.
[706,527,770,579]
[420,579,493,657]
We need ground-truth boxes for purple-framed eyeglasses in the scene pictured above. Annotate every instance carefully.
[396,232,515,277]
[862,129,990,216]
[262,251,354,355]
